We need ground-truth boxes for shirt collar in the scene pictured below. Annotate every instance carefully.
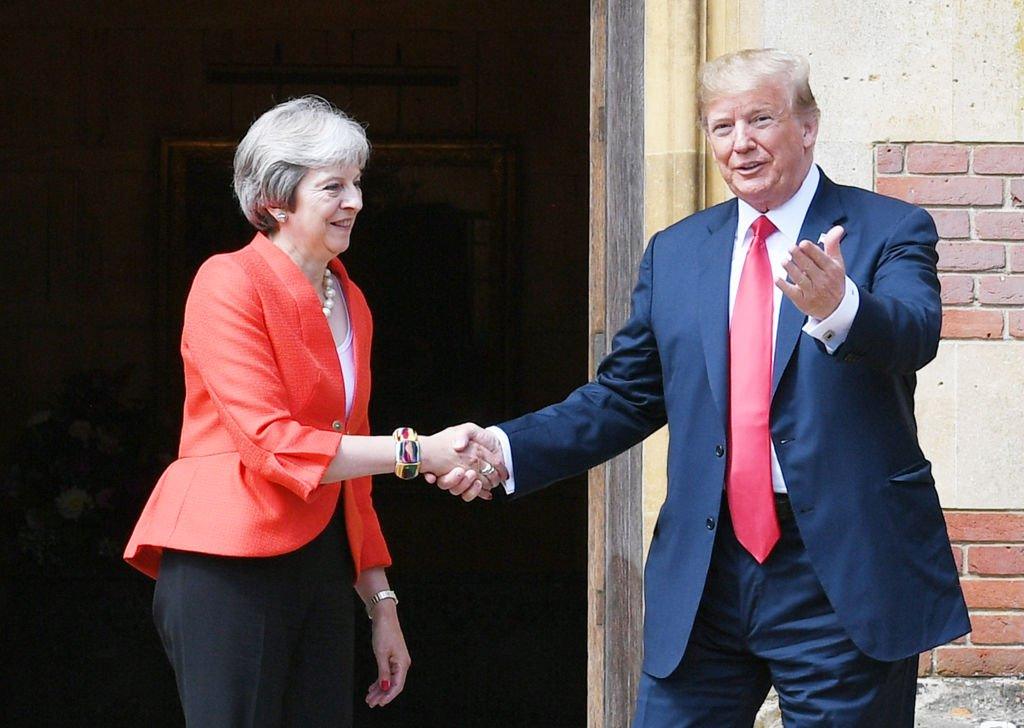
[735,164,821,243]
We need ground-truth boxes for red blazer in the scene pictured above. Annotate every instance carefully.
[125,233,391,579]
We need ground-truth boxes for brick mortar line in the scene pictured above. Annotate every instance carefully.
[941,306,1016,311]
[958,239,1024,244]
[959,541,1024,545]
[877,173,1020,181]
[939,268,1013,276]
[951,305,1024,309]
[955,575,1024,579]
[876,141,1024,146]
[872,173,1020,179]
[944,509,1024,513]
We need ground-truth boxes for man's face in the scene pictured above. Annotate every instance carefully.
[704,83,818,212]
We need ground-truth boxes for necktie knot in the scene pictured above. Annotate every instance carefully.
[751,215,777,243]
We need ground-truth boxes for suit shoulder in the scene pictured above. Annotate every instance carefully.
[192,249,254,292]
[653,199,734,245]
[835,181,929,221]
[831,181,939,245]
[186,249,261,319]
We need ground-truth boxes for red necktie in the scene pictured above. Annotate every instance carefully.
[726,214,780,563]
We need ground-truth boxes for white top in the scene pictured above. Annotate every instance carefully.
[494,165,860,494]
[328,274,356,421]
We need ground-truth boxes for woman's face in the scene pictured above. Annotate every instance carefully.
[281,162,363,258]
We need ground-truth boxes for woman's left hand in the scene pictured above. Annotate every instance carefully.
[365,603,411,708]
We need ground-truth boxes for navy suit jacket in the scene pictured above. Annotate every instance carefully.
[500,169,970,678]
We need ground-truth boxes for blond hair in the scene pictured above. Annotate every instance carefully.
[697,49,819,130]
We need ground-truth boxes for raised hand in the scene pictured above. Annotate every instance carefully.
[776,224,846,319]
[420,423,508,501]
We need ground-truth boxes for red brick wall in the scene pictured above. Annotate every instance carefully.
[875,143,1024,341]
[919,514,1024,677]
[876,143,1024,677]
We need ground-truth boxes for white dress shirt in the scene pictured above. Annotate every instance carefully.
[492,165,859,494]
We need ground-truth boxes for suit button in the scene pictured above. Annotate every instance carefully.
[331,420,342,431]
[706,517,716,530]
[715,444,725,458]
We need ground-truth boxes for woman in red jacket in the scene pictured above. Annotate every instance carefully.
[125,96,504,726]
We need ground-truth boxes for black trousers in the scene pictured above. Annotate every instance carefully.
[153,512,354,727]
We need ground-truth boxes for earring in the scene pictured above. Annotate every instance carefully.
[275,212,287,221]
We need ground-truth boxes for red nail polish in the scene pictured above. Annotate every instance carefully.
[380,680,391,691]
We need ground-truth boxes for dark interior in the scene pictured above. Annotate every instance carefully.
[0,3,590,726]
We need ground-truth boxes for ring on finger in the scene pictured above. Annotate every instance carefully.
[479,461,496,477]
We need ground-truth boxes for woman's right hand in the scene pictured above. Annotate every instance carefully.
[419,424,508,501]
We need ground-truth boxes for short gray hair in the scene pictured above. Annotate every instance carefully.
[697,49,819,130]
[233,96,370,233]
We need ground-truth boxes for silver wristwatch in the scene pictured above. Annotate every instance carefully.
[365,589,398,619]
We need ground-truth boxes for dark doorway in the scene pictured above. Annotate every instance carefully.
[1,3,589,727]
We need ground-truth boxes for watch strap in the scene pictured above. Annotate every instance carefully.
[366,589,399,618]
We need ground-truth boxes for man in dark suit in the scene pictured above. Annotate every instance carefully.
[434,48,969,726]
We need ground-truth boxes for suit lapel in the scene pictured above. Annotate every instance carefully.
[771,170,847,399]
[698,202,738,428]
[251,233,344,392]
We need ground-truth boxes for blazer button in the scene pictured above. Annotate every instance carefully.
[706,517,716,530]
[331,420,343,431]
[715,444,725,458]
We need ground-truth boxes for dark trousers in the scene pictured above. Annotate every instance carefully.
[633,496,917,728]
[153,513,354,727]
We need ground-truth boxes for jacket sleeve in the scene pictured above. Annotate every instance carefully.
[499,236,668,496]
[345,416,392,575]
[834,206,942,374]
[182,256,343,501]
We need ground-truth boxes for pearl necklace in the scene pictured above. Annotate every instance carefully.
[321,268,336,317]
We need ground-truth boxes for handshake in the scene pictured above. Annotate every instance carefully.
[418,423,509,502]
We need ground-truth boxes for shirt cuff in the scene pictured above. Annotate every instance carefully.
[486,425,516,495]
[802,276,859,354]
